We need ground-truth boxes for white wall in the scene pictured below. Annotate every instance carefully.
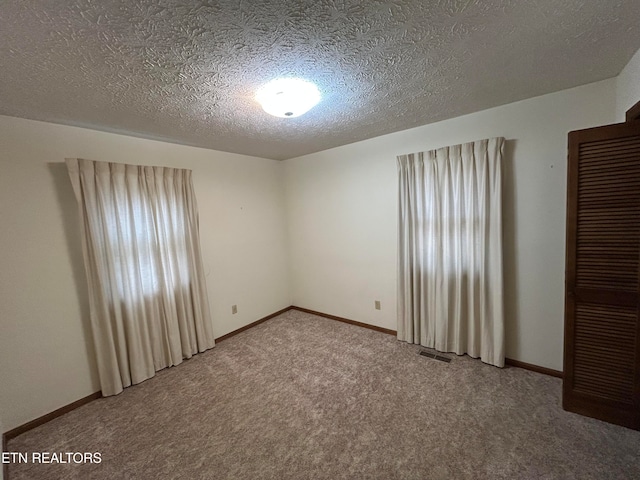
[284,79,617,372]
[0,115,291,432]
[616,47,640,120]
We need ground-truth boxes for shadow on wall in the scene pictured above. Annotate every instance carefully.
[47,162,100,389]
[502,139,520,358]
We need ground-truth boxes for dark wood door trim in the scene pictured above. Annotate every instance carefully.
[626,99,640,122]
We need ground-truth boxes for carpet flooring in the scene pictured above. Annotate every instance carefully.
[7,309,640,479]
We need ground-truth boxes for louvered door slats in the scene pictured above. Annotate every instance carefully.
[575,138,640,294]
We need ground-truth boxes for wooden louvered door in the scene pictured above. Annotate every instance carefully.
[563,119,640,430]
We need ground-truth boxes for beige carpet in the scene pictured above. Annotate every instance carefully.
[7,310,640,479]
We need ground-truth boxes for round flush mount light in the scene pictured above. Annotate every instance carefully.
[255,78,321,118]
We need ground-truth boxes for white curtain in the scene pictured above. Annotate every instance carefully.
[66,158,215,396]
[397,138,504,367]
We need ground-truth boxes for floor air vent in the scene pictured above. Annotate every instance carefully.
[419,350,452,363]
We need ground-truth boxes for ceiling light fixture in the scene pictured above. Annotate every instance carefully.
[255,78,321,118]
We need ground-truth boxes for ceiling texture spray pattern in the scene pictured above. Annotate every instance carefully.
[1,0,639,159]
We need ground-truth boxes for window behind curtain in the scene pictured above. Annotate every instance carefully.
[396,138,504,367]
[67,158,215,396]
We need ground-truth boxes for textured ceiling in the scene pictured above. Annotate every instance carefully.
[1,1,639,160]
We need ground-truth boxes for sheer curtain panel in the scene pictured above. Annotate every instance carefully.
[397,138,505,367]
[66,158,215,395]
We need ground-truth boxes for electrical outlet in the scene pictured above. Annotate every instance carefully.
[232,305,237,314]
[375,300,381,310]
